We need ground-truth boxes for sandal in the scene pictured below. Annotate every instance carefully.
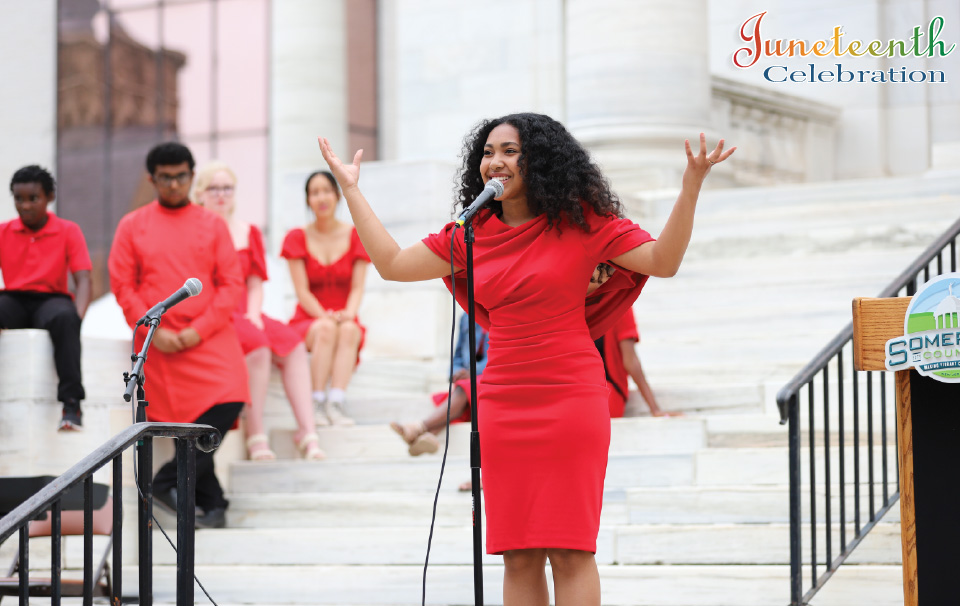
[296,432,326,460]
[408,432,439,456]
[246,434,276,461]
[390,421,426,445]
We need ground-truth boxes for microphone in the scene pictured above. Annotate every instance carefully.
[456,179,504,226]
[137,278,203,325]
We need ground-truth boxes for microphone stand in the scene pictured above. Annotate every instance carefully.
[463,220,484,606]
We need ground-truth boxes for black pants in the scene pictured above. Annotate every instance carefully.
[153,402,244,512]
[0,291,85,403]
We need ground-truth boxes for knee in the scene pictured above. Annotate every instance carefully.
[311,318,337,342]
[503,549,547,574]
[245,346,271,369]
[337,321,361,344]
[545,548,593,574]
[46,309,81,332]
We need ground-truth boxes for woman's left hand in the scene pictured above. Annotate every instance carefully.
[318,137,363,191]
[245,311,265,330]
[683,133,736,189]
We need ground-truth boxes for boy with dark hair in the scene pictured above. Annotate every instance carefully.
[0,165,92,430]
[109,142,248,529]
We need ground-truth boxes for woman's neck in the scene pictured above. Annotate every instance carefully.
[499,198,535,227]
[311,216,339,233]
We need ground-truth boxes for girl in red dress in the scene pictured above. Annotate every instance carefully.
[318,113,734,605]
[195,162,324,461]
[281,171,370,426]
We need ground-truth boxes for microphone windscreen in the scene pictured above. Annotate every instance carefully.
[487,179,504,198]
[185,278,203,296]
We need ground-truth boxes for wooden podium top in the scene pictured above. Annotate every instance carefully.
[852,297,911,371]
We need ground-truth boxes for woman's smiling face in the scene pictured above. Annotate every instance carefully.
[480,123,526,204]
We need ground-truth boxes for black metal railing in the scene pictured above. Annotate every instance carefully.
[0,422,221,606]
[777,215,960,605]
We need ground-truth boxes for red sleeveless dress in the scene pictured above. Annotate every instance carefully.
[233,224,301,357]
[422,205,654,554]
[280,227,371,355]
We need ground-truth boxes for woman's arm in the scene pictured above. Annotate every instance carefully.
[319,137,457,282]
[245,275,265,329]
[611,134,735,278]
[287,258,327,318]
[338,261,368,321]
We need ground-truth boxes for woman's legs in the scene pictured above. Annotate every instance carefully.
[244,347,274,459]
[546,549,601,606]
[305,317,338,392]
[329,321,362,391]
[502,549,549,606]
[423,386,468,433]
[272,343,317,442]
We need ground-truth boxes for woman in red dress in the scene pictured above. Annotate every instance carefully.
[281,171,370,426]
[195,162,324,461]
[319,113,734,605]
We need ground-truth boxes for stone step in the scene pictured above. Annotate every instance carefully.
[222,482,900,529]
[626,485,901,525]
[121,563,794,606]
[118,562,908,605]
[131,521,900,567]
[228,444,898,494]
[228,451,698,494]
[260,416,707,459]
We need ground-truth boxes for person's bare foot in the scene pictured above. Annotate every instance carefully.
[459,479,482,492]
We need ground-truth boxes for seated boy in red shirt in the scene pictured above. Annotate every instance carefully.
[0,166,92,430]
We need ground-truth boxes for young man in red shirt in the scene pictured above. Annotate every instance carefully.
[109,142,248,529]
[0,165,92,430]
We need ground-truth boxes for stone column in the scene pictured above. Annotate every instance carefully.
[565,0,712,199]
[269,0,348,252]
[0,0,57,223]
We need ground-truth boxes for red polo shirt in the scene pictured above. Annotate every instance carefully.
[0,213,92,296]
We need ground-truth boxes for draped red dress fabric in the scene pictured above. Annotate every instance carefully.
[280,227,371,353]
[422,205,654,554]
[109,201,250,422]
[234,224,301,356]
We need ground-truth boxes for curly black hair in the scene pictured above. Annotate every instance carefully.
[455,113,623,230]
[10,165,56,196]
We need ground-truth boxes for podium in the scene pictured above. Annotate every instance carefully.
[852,297,960,606]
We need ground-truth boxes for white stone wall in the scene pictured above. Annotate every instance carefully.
[0,0,57,223]
[268,0,349,252]
[378,0,566,163]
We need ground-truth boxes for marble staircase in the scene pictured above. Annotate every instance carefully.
[4,171,960,604]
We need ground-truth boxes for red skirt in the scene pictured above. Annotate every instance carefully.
[431,378,473,424]
[233,312,301,357]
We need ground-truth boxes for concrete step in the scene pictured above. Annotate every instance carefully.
[123,563,795,606]
[260,416,707,459]
[134,521,900,567]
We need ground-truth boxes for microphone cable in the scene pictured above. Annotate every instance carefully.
[127,323,221,606]
[422,224,462,606]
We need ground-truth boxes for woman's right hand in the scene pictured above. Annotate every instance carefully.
[318,137,363,190]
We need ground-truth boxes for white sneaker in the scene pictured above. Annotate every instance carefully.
[313,398,331,428]
[324,400,355,426]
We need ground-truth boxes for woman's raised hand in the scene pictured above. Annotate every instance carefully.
[683,133,736,189]
[318,137,363,190]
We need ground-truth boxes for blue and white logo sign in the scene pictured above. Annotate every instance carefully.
[885,272,960,382]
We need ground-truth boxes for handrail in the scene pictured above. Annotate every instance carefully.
[777,214,960,423]
[0,422,220,544]
[777,213,960,605]
[0,421,221,606]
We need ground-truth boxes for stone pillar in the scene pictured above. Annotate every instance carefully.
[0,0,57,223]
[565,0,712,199]
[269,0,348,252]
